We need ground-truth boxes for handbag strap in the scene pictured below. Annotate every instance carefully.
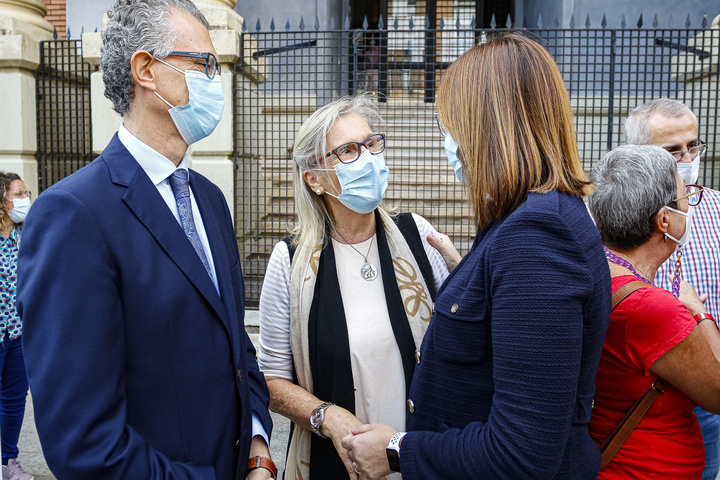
[600,280,666,471]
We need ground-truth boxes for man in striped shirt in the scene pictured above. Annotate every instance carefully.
[626,98,720,480]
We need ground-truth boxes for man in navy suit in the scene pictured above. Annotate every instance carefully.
[17,1,274,478]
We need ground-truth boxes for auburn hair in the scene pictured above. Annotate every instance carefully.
[437,33,592,231]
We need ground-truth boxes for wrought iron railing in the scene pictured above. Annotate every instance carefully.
[36,40,96,192]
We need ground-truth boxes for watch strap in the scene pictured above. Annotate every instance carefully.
[247,456,277,478]
[386,432,407,472]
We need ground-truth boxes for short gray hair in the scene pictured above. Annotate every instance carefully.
[101,0,209,116]
[291,94,385,247]
[589,145,678,249]
[625,98,696,145]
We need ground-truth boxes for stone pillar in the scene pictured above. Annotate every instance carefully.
[0,0,54,196]
[191,0,267,226]
[188,0,245,215]
[672,14,720,187]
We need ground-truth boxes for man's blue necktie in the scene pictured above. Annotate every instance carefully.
[168,168,213,279]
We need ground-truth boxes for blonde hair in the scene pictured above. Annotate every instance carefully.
[437,33,592,231]
[290,94,385,247]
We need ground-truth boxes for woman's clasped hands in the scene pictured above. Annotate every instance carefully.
[342,424,398,480]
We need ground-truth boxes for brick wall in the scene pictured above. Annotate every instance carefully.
[43,0,67,38]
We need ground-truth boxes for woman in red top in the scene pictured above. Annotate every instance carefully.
[588,144,720,478]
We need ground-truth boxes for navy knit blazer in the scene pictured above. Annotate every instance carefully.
[402,191,611,479]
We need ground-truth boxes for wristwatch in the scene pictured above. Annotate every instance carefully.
[386,431,407,472]
[310,402,334,438]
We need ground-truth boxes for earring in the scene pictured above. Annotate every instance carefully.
[316,189,322,195]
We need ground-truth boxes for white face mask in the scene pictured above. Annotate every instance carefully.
[8,197,31,224]
[664,205,693,248]
[676,155,700,186]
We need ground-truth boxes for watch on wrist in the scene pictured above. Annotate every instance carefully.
[386,431,407,472]
[310,402,334,438]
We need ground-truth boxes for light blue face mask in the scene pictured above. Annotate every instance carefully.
[318,149,389,214]
[154,59,224,145]
[8,197,30,224]
[444,134,463,183]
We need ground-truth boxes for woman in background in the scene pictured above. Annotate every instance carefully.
[588,144,720,478]
[0,172,33,480]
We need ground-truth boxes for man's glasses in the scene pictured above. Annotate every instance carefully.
[324,133,386,164]
[673,184,704,206]
[667,141,707,161]
[165,51,221,79]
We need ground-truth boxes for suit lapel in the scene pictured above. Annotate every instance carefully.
[190,176,241,356]
[104,136,231,332]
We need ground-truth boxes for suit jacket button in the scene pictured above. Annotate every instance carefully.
[236,370,242,383]
[407,399,415,413]
[235,439,240,450]
[414,350,421,364]
[451,303,459,313]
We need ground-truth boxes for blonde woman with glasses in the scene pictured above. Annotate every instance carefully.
[257,95,457,480]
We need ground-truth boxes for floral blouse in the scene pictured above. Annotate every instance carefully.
[0,225,21,341]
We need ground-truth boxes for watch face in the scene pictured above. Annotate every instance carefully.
[310,409,321,428]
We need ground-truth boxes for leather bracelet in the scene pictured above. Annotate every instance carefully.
[247,456,277,479]
[694,312,716,325]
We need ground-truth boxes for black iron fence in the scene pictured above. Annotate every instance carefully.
[36,40,96,192]
[235,18,720,308]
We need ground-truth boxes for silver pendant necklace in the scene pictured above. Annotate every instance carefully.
[334,230,378,281]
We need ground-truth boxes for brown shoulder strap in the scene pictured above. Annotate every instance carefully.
[600,378,667,470]
[600,279,665,471]
[611,281,648,309]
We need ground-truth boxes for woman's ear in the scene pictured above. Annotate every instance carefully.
[655,206,671,236]
[130,50,158,91]
[303,170,322,193]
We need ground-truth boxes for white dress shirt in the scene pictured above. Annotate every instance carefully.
[118,124,219,293]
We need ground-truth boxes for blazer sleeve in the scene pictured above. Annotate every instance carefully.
[18,189,214,480]
[399,208,596,478]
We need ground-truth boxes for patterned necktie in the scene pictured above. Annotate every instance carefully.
[168,168,213,278]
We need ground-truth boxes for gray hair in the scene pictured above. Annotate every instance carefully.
[101,0,209,116]
[291,94,385,247]
[625,98,696,145]
[588,145,678,249]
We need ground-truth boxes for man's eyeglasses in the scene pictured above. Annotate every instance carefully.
[324,133,386,164]
[10,190,31,200]
[165,51,221,79]
[673,184,704,206]
[667,141,707,161]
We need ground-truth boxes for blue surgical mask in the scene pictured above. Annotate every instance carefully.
[318,149,389,214]
[8,197,30,224]
[444,135,463,182]
[154,59,224,145]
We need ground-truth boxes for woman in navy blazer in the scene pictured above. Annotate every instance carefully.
[342,33,611,479]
